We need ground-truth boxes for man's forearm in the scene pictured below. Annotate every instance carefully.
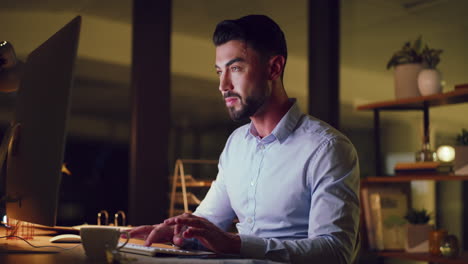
[240,234,354,264]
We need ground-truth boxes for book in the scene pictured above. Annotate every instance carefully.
[455,83,468,90]
[361,184,410,250]
[360,187,376,249]
[394,162,452,174]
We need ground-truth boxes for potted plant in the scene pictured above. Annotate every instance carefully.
[418,45,444,96]
[404,208,433,253]
[387,36,424,99]
[387,36,424,69]
[454,129,468,172]
[383,215,407,249]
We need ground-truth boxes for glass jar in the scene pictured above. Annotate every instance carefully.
[429,229,447,256]
[415,139,437,162]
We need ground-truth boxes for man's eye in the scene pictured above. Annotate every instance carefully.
[216,70,222,76]
[231,66,240,72]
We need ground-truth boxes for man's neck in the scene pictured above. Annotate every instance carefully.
[250,93,291,139]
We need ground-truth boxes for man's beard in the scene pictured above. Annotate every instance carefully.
[224,91,267,121]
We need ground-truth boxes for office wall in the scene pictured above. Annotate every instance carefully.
[0,0,310,222]
[0,1,310,143]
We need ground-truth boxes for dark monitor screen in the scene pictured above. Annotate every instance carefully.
[5,16,81,226]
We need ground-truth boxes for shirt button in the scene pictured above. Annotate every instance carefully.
[247,218,253,224]
[250,181,254,186]
[258,144,264,150]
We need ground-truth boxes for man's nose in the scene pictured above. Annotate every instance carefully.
[219,73,233,93]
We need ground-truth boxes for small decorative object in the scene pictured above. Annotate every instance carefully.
[440,234,460,258]
[415,136,437,162]
[387,36,424,99]
[404,208,432,253]
[454,129,468,173]
[394,161,451,174]
[429,229,447,256]
[417,45,444,96]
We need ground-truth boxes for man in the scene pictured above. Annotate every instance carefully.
[129,15,360,263]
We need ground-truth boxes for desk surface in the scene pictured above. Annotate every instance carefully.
[0,234,280,264]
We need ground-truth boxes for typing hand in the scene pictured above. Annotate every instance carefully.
[164,213,240,254]
[126,224,174,246]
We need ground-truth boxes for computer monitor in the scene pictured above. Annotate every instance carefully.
[3,16,81,227]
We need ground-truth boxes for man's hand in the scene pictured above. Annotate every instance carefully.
[164,213,241,255]
[126,223,174,246]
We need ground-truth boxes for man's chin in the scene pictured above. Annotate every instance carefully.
[227,108,249,122]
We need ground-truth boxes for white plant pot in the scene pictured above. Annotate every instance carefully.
[418,69,442,96]
[405,224,432,253]
[454,146,468,171]
[394,63,423,99]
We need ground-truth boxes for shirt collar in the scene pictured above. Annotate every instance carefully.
[246,98,304,144]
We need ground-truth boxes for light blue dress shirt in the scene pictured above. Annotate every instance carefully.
[194,100,360,263]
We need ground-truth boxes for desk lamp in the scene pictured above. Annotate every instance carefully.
[0,41,23,93]
[0,41,22,226]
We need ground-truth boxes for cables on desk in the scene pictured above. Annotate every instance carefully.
[0,235,81,251]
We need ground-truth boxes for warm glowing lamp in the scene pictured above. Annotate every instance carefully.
[436,145,456,163]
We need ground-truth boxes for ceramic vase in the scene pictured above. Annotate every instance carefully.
[418,68,442,96]
[394,63,423,99]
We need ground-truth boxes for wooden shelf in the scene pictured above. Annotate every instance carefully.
[362,174,468,183]
[175,181,212,187]
[357,88,468,111]
[355,88,468,176]
[375,250,468,264]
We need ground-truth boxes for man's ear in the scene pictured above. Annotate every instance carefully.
[268,55,285,81]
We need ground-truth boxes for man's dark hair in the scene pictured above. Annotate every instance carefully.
[213,15,287,78]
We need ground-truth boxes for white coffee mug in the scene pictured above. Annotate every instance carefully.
[80,227,129,261]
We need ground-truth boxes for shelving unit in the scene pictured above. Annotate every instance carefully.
[168,159,217,217]
[357,88,468,175]
[357,88,468,264]
[375,251,468,264]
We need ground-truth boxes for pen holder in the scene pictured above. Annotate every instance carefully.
[97,210,109,226]
[97,210,127,226]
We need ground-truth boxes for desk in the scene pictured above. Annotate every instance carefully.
[0,235,282,264]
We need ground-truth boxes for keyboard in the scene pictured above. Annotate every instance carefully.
[118,242,215,256]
